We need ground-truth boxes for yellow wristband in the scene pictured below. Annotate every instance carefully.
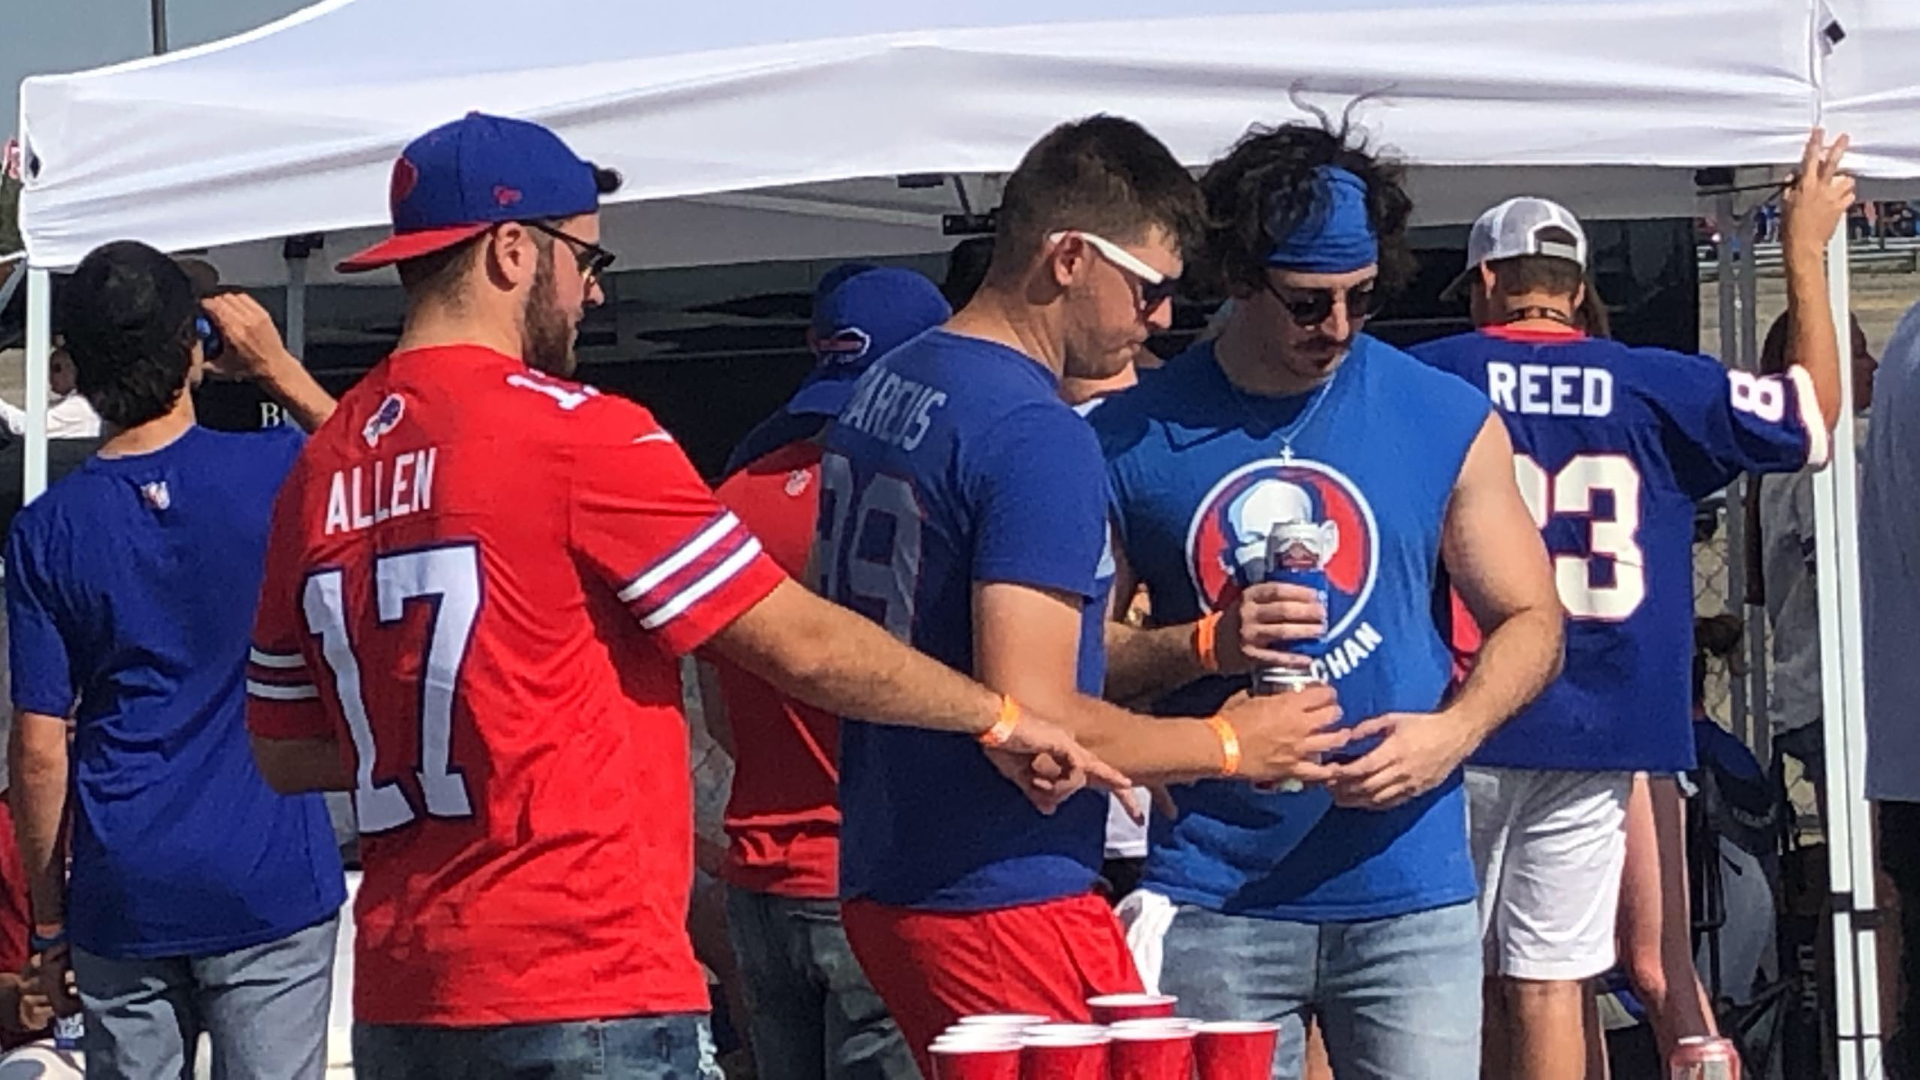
[1193,612,1223,674]
[1206,715,1242,777]
[979,696,1023,748]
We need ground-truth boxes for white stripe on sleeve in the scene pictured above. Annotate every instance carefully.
[617,513,742,604]
[248,647,307,670]
[247,680,319,702]
[639,539,764,630]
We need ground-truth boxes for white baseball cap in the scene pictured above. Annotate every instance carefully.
[1443,196,1589,299]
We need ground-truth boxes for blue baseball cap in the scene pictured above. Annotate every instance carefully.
[784,267,951,417]
[338,112,601,273]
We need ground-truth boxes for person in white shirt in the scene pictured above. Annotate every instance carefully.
[0,341,101,440]
[1755,312,1874,786]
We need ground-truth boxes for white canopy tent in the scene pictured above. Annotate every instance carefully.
[10,0,1901,1074]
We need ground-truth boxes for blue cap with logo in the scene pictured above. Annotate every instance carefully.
[784,267,951,418]
[338,112,601,273]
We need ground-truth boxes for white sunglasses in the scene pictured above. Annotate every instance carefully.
[1048,230,1180,307]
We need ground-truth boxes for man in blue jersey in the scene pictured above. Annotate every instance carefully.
[819,116,1349,1071]
[1094,123,1565,1080]
[7,241,344,1078]
[1411,132,1853,1080]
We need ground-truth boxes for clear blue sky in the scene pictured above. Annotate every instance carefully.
[5,0,307,137]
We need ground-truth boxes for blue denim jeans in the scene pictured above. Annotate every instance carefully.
[1157,901,1482,1080]
[72,912,338,1080]
[724,886,914,1080]
[353,1013,718,1079]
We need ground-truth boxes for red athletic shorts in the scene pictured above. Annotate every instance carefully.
[842,892,1143,1075]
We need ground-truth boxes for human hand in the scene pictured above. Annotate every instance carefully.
[1781,128,1856,257]
[1326,712,1476,811]
[1215,583,1325,676]
[200,292,299,382]
[1217,683,1346,785]
[985,712,1138,819]
[28,944,78,1020]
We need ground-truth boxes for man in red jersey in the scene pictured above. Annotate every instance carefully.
[242,112,1126,1079]
[705,264,950,1080]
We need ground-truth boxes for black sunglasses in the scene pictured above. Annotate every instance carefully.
[526,221,617,284]
[1263,277,1377,328]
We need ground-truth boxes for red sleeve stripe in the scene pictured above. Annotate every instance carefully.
[637,536,765,630]
[247,680,319,702]
[617,511,744,605]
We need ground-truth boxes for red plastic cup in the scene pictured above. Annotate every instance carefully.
[1108,1026,1196,1080]
[1087,994,1178,1024]
[958,1014,1053,1030]
[1193,1022,1281,1080]
[1019,1032,1110,1080]
[932,1042,1023,1080]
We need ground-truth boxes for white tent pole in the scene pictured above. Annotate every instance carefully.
[1736,208,1769,758]
[23,268,50,503]
[1815,223,1884,1080]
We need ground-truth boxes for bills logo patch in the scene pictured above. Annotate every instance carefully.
[812,327,873,367]
[140,481,171,511]
[363,394,406,448]
[1185,456,1379,641]
[785,469,812,497]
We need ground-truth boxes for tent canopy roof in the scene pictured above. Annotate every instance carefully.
[19,0,1828,278]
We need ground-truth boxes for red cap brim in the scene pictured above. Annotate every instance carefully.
[335,223,493,273]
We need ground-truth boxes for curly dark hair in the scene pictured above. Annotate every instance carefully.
[1195,115,1414,299]
[61,240,199,430]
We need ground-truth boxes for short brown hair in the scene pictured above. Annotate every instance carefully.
[1486,247,1584,303]
[989,116,1204,281]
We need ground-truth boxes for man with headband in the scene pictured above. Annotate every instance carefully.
[1093,123,1562,1079]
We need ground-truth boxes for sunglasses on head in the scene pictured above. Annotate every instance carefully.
[1050,231,1181,311]
[525,220,617,285]
[1263,276,1377,328]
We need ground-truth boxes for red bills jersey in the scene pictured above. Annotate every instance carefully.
[246,345,784,1026]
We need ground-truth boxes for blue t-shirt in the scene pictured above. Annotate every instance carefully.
[822,331,1110,910]
[1411,326,1823,772]
[7,424,345,959]
[1095,335,1487,922]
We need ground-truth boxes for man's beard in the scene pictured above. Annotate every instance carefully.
[522,248,576,377]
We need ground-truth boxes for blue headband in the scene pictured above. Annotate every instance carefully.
[1265,166,1378,274]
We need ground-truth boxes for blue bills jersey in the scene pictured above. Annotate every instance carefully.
[820,331,1111,911]
[1412,324,1827,771]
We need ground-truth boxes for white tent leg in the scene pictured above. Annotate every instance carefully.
[1815,225,1885,1079]
[1736,210,1769,759]
[23,268,50,503]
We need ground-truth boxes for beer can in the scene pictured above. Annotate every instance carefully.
[1251,522,1330,792]
[1669,1036,1739,1080]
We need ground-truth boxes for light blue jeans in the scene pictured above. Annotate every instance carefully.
[72,913,339,1080]
[1157,901,1482,1080]
[354,1013,720,1080]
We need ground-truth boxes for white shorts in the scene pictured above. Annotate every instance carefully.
[1467,765,1631,981]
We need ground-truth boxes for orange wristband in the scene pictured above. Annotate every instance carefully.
[1193,612,1223,674]
[979,696,1023,748]
[1206,716,1242,777]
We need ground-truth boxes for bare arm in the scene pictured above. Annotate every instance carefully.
[1102,538,1205,705]
[1329,415,1563,808]
[9,712,69,933]
[201,293,337,433]
[980,581,1347,785]
[251,735,352,794]
[1779,131,1857,432]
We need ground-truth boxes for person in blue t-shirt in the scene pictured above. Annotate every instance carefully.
[7,241,344,1079]
[820,116,1346,1071]
[1409,133,1853,1080]
[1094,124,1564,1080]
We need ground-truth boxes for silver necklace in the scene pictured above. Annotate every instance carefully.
[1219,355,1338,464]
